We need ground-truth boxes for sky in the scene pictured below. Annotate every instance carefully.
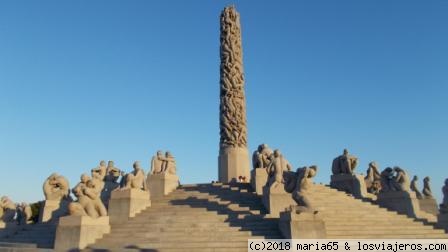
[0,1,447,203]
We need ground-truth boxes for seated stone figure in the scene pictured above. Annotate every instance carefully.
[69,174,107,218]
[122,161,147,190]
[43,173,71,201]
[331,149,358,175]
[252,144,273,169]
[16,202,32,225]
[150,151,177,175]
[393,167,411,192]
[163,152,176,175]
[0,196,16,222]
[105,161,121,183]
[91,160,107,181]
[150,151,165,174]
[380,167,395,192]
[422,176,433,199]
[292,166,318,213]
[266,149,292,190]
[365,161,381,194]
[410,176,423,199]
[440,179,448,214]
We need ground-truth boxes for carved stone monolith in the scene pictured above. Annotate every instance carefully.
[218,6,250,183]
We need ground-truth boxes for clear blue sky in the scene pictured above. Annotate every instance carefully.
[0,1,447,203]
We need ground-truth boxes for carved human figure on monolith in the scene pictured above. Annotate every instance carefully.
[292,166,318,213]
[331,149,358,175]
[267,149,292,189]
[43,173,71,201]
[122,161,147,190]
[410,176,423,199]
[0,196,16,222]
[422,176,433,199]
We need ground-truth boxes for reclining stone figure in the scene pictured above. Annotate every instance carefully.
[43,173,71,201]
[332,149,358,175]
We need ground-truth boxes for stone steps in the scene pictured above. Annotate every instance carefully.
[88,183,279,251]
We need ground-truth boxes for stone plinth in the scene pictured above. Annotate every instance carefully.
[262,185,295,218]
[218,147,250,183]
[147,173,179,199]
[250,168,268,195]
[377,191,421,218]
[279,209,326,239]
[108,188,151,224]
[436,213,448,232]
[54,215,110,250]
[38,200,69,223]
[330,174,372,199]
[418,198,439,216]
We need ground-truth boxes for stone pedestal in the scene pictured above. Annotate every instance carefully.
[377,191,421,218]
[54,216,110,250]
[436,213,448,232]
[279,208,326,239]
[418,198,439,216]
[262,184,295,218]
[108,188,151,224]
[250,168,268,195]
[147,173,179,199]
[38,200,69,223]
[330,174,372,199]
[218,146,250,183]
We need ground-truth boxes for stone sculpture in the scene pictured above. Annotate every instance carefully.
[440,179,448,213]
[292,166,318,212]
[410,176,423,199]
[105,161,121,183]
[69,174,107,218]
[150,151,177,175]
[331,149,358,175]
[92,160,107,181]
[380,167,411,192]
[252,144,273,169]
[266,149,292,189]
[218,6,250,182]
[122,161,147,190]
[422,176,433,199]
[394,167,411,192]
[365,161,381,194]
[16,202,32,225]
[0,196,16,222]
[43,173,71,201]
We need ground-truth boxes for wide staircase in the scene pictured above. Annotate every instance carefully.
[309,184,448,238]
[86,183,282,252]
[0,222,56,251]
